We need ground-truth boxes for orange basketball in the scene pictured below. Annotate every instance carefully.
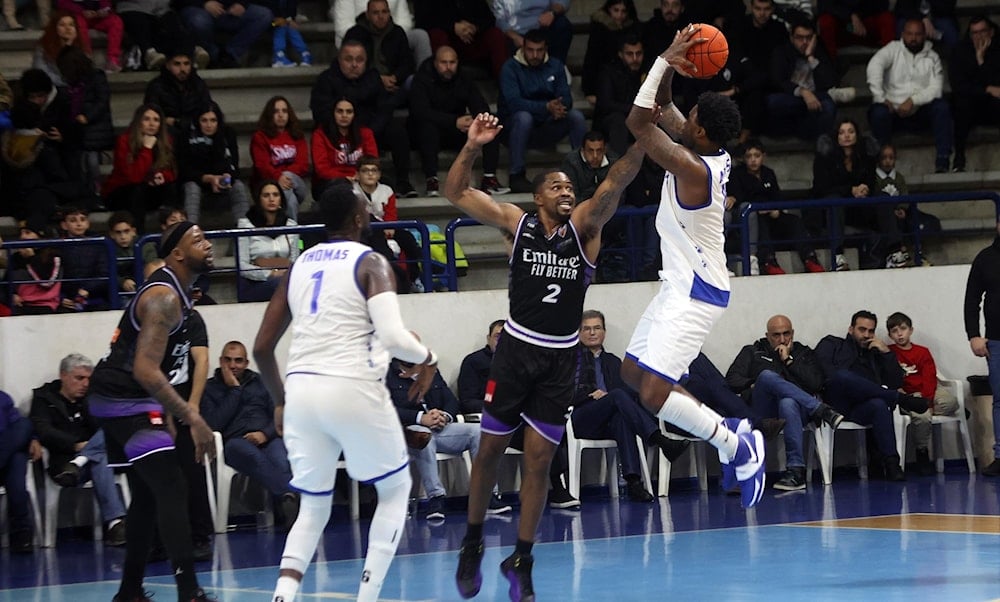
[684,23,729,79]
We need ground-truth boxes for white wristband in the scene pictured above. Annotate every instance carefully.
[634,57,670,109]
[426,350,438,366]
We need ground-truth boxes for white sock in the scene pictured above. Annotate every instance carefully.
[272,575,299,602]
[357,470,411,602]
[656,389,738,460]
[71,456,88,468]
[274,494,332,600]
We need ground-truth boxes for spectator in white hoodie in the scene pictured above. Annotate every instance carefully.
[331,0,431,68]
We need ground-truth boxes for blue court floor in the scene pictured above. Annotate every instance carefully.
[2,470,999,601]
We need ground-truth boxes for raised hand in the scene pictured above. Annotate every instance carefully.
[466,113,502,147]
[661,23,703,77]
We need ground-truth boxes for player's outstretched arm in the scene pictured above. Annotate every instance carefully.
[573,143,645,244]
[254,272,292,433]
[444,113,524,237]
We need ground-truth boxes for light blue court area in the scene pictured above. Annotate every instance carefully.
[3,522,998,601]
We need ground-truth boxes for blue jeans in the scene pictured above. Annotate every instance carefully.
[823,370,898,457]
[868,98,953,169]
[224,436,292,496]
[0,416,34,534]
[987,340,1000,456]
[273,24,307,56]
[750,370,821,467]
[765,92,836,140]
[410,422,479,498]
[278,171,306,220]
[74,430,127,523]
[572,389,658,478]
[181,4,273,62]
[505,109,586,175]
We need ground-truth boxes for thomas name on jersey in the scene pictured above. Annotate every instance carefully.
[301,246,352,262]
[524,248,580,280]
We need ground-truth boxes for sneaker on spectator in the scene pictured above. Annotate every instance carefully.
[193,46,210,70]
[426,176,439,197]
[486,493,512,514]
[773,466,806,491]
[144,48,166,70]
[749,255,760,276]
[835,254,850,271]
[803,257,825,272]
[397,180,420,198]
[424,495,446,520]
[885,249,911,268]
[547,486,580,509]
[763,260,786,275]
[480,174,510,195]
[272,51,296,68]
[124,45,142,71]
[828,86,856,104]
[105,60,122,73]
[298,50,312,66]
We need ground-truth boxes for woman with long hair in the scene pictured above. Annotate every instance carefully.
[177,100,250,226]
[236,179,300,302]
[250,95,309,219]
[102,103,177,232]
[33,11,87,86]
[310,97,377,200]
[56,0,125,72]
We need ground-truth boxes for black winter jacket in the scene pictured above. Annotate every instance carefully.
[201,368,278,442]
[309,64,390,132]
[385,360,461,425]
[30,380,99,478]
[143,69,212,132]
[408,57,490,130]
[814,334,903,389]
[343,16,414,84]
[178,102,240,185]
[964,236,1000,341]
[725,339,825,401]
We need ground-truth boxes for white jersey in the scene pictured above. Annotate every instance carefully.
[657,149,732,308]
[285,240,389,381]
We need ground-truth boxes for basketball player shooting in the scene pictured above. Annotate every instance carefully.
[619,24,768,509]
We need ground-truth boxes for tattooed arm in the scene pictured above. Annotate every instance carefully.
[572,144,645,262]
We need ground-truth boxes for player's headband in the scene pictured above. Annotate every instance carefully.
[159,221,196,258]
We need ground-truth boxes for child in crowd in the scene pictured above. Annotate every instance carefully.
[106,210,137,292]
[58,206,107,311]
[269,0,311,67]
[876,143,940,264]
[887,311,959,475]
[55,0,124,72]
[8,220,61,315]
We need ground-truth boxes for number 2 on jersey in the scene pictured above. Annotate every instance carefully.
[309,271,323,314]
[542,283,561,304]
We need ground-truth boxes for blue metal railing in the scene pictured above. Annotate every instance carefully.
[2,236,122,310]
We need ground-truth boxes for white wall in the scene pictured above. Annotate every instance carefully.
[1,265,992,460]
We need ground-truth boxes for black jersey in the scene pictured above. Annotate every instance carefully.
[89,267,197,411]
[505,213,595,348]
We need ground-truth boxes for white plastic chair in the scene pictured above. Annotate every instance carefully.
[204,431,359,533]
[653,422,708,497]
[894,374,976,473]
[807,411,908,485]
[40,448,131,547]
[565,411,652,499]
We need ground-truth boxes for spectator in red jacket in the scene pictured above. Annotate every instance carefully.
[310,97,377,201]
[103,103,177,232]
[250,95,309,220]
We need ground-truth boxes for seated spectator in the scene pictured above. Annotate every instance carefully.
[56,46,114,207]
[56,0,124,72]
[106,210,138,293]
[309,40,418,197]
[3,0,48,30]
[725,314,844,490]
[408,46,508,196]
[457,318,505,415]
[344,0,415,105]
[117,0,202,71]
[816,0,894,60]
[413,0,506,79]
[6,220,62,315]
[582,0,639,104]
[177,0,272,68]
[29,353,127,545]
[354,155,424,292]
[684,0,745,31]
[141,205,187,263]
[178,101,250,226]
[265,0,311,67]
[949,16,1000,173]
[103,103,178,232]
[640,0,689,72]
[815,310,931,481]
[0,389,42,554]
[58,206,109,311]
[894,0,958,51]
[498,29,586,193]
[886,311,958,475]
[334,0,431,69]
[560,131,617,202]
[772,0,812,20]
[384,354,510,519]
[723,0,788,141]
[250,96,308,220]
[766,16,839,141]
[728,139,824,275]
[33,11,88,86]
[236,180,299,302]
[874,143,938,255]
[143,43,212,134]
[202,341,299,528]
[310,97,377,200]
[593,34,644,156]
[811,118,900,270]
[867,18,953,173]
[493,0,573,65]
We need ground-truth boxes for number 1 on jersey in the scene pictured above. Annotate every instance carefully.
[310,270,323,314]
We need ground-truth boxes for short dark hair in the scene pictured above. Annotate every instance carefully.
[886,312,912,331]
[158,205,187,226]
[742,138,765,154]
[488,319,505,334]
[319,179,361,231]
[358,154,381,170]
[108,211,135,229]
[788,14,816,34]
[619,33,642,52]
[530,170,565,194]
[20,68,53,96]
[695,92,742,146]
[60,206,87,219]
[583,130,606,144]
[524,29,547,45]
[851,310,877,327]
[582,309,606,326]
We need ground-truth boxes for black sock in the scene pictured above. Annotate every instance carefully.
[464,523,483,543]
[174,564,199,600]
[515,539,533,556]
